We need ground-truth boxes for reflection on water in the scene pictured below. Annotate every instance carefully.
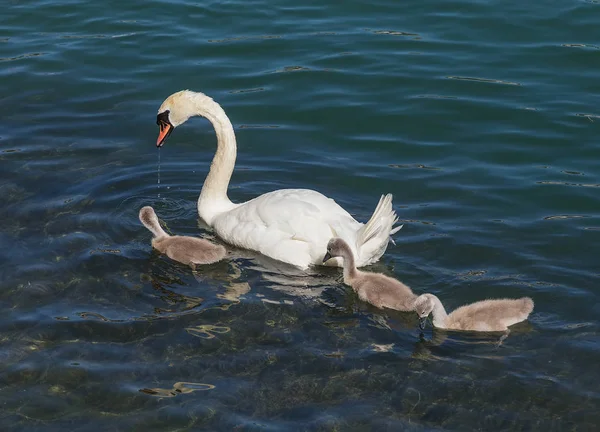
[446,76,521,86]
[140,382,215,398]
[186,324,231,339]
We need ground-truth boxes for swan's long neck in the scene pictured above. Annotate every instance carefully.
[192,94,237,225]
[429,295,449,328]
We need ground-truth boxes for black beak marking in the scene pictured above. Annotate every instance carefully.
[156,110,171,127]
[322,251,332,263]
[419,317,427,330]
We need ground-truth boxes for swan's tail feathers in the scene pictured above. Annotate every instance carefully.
[355,194,402,265]
[388,224,404,245]
[390,224,403,236]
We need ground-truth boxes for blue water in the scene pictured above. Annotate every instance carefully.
[1,0,599,430]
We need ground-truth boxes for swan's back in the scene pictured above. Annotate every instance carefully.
[447,297,534,331]
[211,188,362,268]
[352,272,417,311]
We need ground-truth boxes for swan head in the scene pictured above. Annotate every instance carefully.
[156,90,206,147]
[323,237,352,263]
[413,294,436,330]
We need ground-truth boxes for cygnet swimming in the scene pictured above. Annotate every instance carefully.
[323,237,417,311]
[139,206,226,266]
[413,293,534,332]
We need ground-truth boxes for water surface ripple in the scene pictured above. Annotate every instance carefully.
[1,0,599,430]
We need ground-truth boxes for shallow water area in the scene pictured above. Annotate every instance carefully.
[1,0,600,430]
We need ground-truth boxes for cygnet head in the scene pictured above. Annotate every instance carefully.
[139,206,161,232]
[322,237,352,263]
[156,90,215,147]
[413,294,436,330]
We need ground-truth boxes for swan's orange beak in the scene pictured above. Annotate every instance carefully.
[156,110,174,147]
[156,122,173,147]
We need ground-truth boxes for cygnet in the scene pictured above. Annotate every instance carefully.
[323,237,417,311]
[139,206,226,266]
[414,293,534,332]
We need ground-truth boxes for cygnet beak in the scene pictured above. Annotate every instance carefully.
[156,111,174,147]
[322,251,332,263]
[419,316,427,330]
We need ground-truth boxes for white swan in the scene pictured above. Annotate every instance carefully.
[155,90,402,269]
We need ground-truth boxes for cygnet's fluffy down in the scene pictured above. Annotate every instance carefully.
[324,237,417,311]
[139,206,226,266]
[414,293,534,332]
